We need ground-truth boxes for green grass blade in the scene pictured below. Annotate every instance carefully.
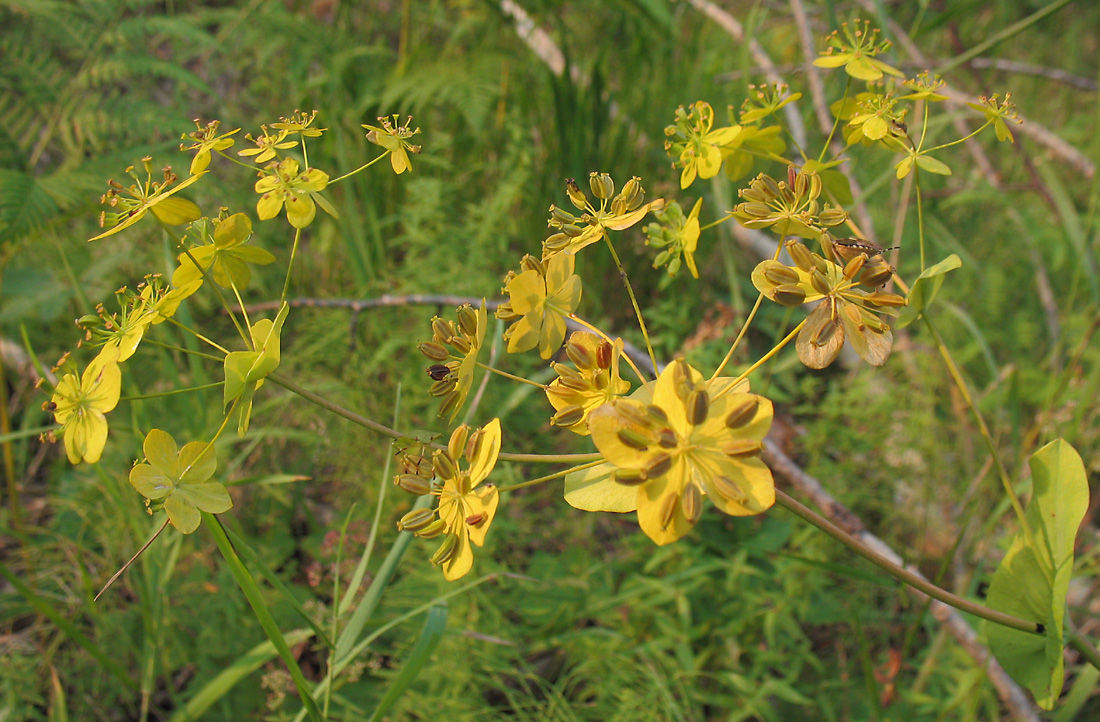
[166,629,315,722]
[366,604,449,722]
[222,524,334,649]
[0,561,134,688]
[204,515,324,722]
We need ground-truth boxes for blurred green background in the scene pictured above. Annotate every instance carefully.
[1,0,1098,720]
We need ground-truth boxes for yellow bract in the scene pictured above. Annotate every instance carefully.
[129,429,233,534]
[254,158,330,228]
[501,252,582,359]
[433,419,502,580]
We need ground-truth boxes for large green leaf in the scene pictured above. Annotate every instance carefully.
[987,439,1089,709]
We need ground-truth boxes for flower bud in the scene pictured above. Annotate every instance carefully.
[448,425,470,461]
[773,284,807,306]
[786,240,816,272]
[428,378,456,397]
[763,263,801,286]
[450,334,472,355]
[549,204,576,224]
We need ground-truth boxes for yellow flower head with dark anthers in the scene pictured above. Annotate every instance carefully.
[546,332,631,435]
[396,419,502,581]
[751,239,907,369]
[497,252,582,359]
[128,429,233,534]
[270,109,326,138]
[589,359,775,546]
[542,173,664,257]
[254,158,331,229]
[663,102,743,190]
[180,119,239,175]
[812,19,903,82]
[47,347,121,464]
[89,158,204,242]
[362,114,421,175]
[731,168,848,240]
[418,300,488,421]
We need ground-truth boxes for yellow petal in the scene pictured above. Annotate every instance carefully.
[635,459,693,545]
[468,419,501,485]
[796,302,844,369]
[703,456,775,516]
[441,531,474,581]
[563,462,638,513]
[285,195,317,228]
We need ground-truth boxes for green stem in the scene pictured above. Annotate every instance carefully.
[602,234,659,376]
[329,153,388,184]
[496,459,605,493]
[476,362,545,388]
[775,490,1041,634]
[711,292,766,381]
[161,316,231,355]
[280,227,303,306]
[933,0,1075,75]
[120,381,224,401]
[920,315,1046,581]
[141,336,225,362]
[1068,630,1100,673]
[817,76,852,164]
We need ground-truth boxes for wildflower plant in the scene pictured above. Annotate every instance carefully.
[39,18,1096,719]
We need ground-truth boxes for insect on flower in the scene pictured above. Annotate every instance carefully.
[829,237,897,263]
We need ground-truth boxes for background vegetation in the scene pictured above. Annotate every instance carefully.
[1,0,1097,720]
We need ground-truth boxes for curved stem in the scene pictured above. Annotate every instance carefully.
[775,490,1042,635]
[569,314,652,391]
[602,235,659,376]
[713,318,805,402]
[120,381,224,402]
[711,292,765,380]
[329,153,388,184]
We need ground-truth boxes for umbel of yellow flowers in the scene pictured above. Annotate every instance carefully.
[588,359,775,545]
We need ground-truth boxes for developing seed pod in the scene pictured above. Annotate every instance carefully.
[812,316,840,348]
[681,483,703,524]
[551,405,586,429]
[808,270,831,297]
[395,474,433,495]
[397,508,437,533]
[438,390,462,419]
[645,452,672,478]
[658,492,679,530]
[686,389,709,425]
[843,254,866,280]
[560,223,585,238]
[495,302,520,322]
[520,254,545,274]
[450,335,472,355]
[417,519,447,539]
[456,304,479,336]
[609,196,627,216]
[646,404,670,425]
[722,439,764,458]
[549,204,576,224]
[566,337,596,370]
[710,475,748,504]
[787,240,816,272]
[612,468,648,486]
[430,534,459,565]
[866,291,907,307]
[724,397,758,429]
[616,401,655,429]
[448,425,470,461]
[596,340,614,369]
[419,342,449,361]
[619,176,644,209]
[844,302,866,332]
[617,428,652,451]
[763,263,801,286]
[566,178,588,209]
[589,171,615,199]
[430,317,453,343]
[427,364,451,382]
[859,261,893,287]
[773,284,807,306]
[433,449,458,481]
[557,375,591,392]
[544,232,571,253]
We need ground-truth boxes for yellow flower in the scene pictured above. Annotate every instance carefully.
[542,174,664,257]
[129,429,233,534]
[643,197,703,278]
[49,347,122,464]
[664,102,743,189]
[89,158,204,242]
[397,420,502,581]
[270,110,325,138]
[238,125,298,164]
[362,114,421,175]
[254,158,332,228]
[546,332,631,435]
[966,93,1021,144]
[812,19,903,82]
[588,360,775,546]
[750,240,907,368]
[180,119,239,175]
[498,252,582,359]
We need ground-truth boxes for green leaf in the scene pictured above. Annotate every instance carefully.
[896,254,962,328]
[564,462,637,513]
[366,604,449,722]
[987,440,1090,709]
